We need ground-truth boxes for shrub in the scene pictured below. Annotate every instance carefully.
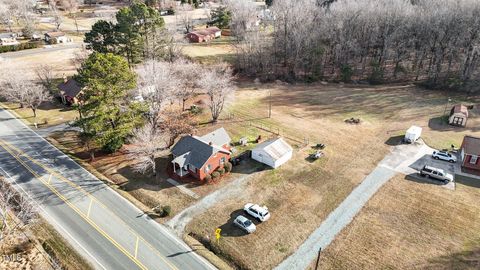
[0,42,40,54]
[224,162,233,173]
[217,167,225,175]
[211,171,220,179]
[102,137,124,153]
[161,205,172,217]
[340,64,353,82]
[204,174,212,183]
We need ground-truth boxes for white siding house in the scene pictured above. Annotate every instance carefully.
[251,138,293,168]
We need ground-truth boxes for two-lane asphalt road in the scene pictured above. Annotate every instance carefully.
[0,107,216,270]
[0,43,82,59]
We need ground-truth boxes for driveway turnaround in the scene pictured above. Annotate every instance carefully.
[0,108,216,270]
[275,142,427,270]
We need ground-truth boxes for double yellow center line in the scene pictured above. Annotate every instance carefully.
[0,139,178,270]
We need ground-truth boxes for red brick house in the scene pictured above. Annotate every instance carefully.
[460,135,480,174]
[186,27,221,43]
[57,78,83,105]
[171,127,231,181]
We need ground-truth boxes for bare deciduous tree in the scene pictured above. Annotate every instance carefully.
[199,63,235,122]
[127,123,168,175]
[24,83,51,127]
[35,64,55,94]
[232,0,480,91]
[171,58,202,111]
[60,0,80,33]
[158,109,196,148]
[0,178,37,244]
[136,60,178,126]
[49,1,62,30]
[177,3,194,33]
[224,0,258,37]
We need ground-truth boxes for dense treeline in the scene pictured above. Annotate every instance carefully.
[234,0,480,91]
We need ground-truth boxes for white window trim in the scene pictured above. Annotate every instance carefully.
[470,155,478,164]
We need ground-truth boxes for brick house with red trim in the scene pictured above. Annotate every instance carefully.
[171,128,231,181]
[57,78,83,105]
[186,27,221,43]
[460,135,480,174]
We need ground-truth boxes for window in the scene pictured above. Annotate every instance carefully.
[220,157,226,165]
[205,164,212,173]
[470,155,478,164]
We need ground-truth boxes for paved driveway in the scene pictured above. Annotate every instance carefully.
[275,141,434,270]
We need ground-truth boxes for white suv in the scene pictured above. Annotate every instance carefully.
[244,203,270,222]
[432,150,457,163]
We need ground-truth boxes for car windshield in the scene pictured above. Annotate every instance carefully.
[244,220,252,226]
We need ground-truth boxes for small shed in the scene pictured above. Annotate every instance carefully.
[449,104,468,127]
[251,138,293,168]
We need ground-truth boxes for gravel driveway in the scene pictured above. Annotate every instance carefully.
[275,142,429,270]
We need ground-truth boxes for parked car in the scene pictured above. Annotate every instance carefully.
[419,165,454,184]
[432,150,457,163]
[233,215,256,233]
[244,203,270,222]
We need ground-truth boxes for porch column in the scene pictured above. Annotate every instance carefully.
[172,161,176,173]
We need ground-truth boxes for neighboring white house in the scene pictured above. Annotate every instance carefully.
[251,137,293,168]
[0,33,19,46]
[44,31,70,44]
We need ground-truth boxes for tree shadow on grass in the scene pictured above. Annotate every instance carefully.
[423,247,480,269]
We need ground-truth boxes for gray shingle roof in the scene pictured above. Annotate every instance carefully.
[58,79,82,98]
[171,128,231,168]
[463,135,480,155]
[199,127,231,146]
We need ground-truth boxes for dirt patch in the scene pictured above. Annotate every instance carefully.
[313,175,480,269]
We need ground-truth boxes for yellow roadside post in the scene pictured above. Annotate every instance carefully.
[215,228,221,244]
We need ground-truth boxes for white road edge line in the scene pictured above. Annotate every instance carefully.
[1,107,217,270]
[0,166,107,270]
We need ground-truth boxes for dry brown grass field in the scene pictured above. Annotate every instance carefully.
[44,80,480,269]
[312,175,480,270]
[1,102,79,128]
[185,82,480,269]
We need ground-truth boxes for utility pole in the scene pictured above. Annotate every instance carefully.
[314,247,322,270]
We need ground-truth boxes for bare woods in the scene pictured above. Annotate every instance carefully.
[233,0,480,91]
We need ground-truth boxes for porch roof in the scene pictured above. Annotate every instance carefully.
[172,152,191,168]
